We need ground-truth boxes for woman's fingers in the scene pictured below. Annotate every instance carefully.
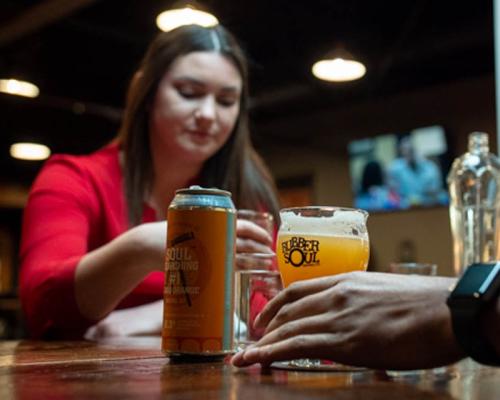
[236,219,273,247]
[236,254,274,270]
[236,238,273,254]
[235,219,274,268]
[84,320,121,340]
[84,325,98,341]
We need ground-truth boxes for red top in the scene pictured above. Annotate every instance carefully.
[19,143,164,339]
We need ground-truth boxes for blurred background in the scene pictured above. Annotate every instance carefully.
[0,0,495,338]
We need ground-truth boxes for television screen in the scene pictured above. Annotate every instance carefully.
[348,125,451,212]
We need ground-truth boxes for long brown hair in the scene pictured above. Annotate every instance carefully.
[119,24,280,226]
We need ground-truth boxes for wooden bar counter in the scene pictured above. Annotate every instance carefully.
[0,337,499,399]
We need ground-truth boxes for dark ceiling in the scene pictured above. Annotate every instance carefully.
[0,0,494,186]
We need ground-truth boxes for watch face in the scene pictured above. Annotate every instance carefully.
[452,263,500,298]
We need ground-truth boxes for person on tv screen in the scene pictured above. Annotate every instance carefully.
[355,159,399,211]
[387,136,446,208]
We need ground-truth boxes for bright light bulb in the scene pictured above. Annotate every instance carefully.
[156,7,218,32]
[10,142,51,161]
[312,58,366,82]
[0,79,40,98]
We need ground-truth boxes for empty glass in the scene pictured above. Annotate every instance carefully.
[389,262,437,276]
[234,253,282,350]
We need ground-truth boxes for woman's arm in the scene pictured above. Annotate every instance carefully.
[19,157,165,338]
[76,215,274,319]
[75,221,166,320]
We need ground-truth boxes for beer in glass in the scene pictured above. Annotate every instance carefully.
[278,206,369,287]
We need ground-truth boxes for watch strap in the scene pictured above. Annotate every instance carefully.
[448,300,500,366]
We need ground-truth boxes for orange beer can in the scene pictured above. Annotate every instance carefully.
[162,186,236,356]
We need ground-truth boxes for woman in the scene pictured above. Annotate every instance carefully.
[19,24,280,340]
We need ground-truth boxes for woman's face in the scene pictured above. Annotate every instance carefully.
[150,51,242,165]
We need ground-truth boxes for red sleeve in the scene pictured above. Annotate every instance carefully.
[19,157,100,339]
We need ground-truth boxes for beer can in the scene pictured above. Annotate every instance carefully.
[162,186,236,356]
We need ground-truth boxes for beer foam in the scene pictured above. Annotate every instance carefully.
[280,209,367,236]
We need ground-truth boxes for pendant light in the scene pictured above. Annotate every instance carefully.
[312,47,366,82]
[0,78,39,98]
[156,3,218,32]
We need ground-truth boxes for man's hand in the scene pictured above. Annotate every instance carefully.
[232,272,464,370]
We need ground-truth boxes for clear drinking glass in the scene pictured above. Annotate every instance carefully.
[234,253,282,351]
[387,261,446,379]
[275,206,370,371]
[389,262,437,276]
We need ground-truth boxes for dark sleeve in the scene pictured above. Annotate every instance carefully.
[19,157,99,339]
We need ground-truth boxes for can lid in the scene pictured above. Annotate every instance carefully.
[175,185,232,197]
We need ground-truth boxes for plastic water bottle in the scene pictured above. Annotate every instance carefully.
[447,132,500,275]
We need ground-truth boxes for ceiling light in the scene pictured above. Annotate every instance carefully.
[156,6,218,32]
[0,79,40,98]
[312,58,366,82]
[312,47,366,82]
[10,142,51,161]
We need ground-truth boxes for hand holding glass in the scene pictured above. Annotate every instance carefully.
[275,206,369,370]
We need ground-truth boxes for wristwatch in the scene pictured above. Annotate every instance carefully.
[447,262,500,366]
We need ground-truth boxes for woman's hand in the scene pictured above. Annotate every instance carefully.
[235,219,274,269]
[139,218,274,269]
[84,300,163,340]
[232,271,464,370]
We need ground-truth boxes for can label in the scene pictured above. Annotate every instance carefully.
[162,204,236,355]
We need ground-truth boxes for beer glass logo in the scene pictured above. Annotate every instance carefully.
[281,236,320,267]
